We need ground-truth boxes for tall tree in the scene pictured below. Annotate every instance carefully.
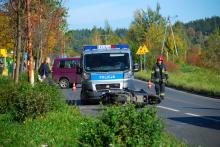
[203,30,220,70]
[127,3,165,67]
[8,0,26,83]
[90,26,102,45]
[26,0,34,85]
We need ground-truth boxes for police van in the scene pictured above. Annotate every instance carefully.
[77,44,139,104]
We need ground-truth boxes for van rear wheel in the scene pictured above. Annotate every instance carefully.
[59,78,69,89]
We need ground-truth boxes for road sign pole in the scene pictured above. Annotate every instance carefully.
[140,56,142,71]
[144,53,146,71]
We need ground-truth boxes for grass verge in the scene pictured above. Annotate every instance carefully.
[135,65,220,98]
[0,105,186,146]
[0,106,83,146]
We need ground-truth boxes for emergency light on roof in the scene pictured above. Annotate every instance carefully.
[83,44,129,51]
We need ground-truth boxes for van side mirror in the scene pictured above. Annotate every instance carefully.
[76,65,82,74]
[133,63,140,72]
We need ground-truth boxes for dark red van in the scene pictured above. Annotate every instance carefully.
[52,57,81,88]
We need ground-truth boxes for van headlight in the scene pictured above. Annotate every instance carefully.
[124,71,133,79]
[82,72,90,80]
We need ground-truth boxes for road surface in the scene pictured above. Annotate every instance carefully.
[62,79,220,147]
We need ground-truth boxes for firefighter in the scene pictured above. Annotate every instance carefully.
[151,55,168,99]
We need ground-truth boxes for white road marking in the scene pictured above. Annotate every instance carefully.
[184,113,220,122]
[157,106,180,112]
[185,113,201,117]
[157,104,220,122]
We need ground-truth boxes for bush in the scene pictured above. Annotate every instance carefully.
[186,54,203,66]
[164,60,178,72]
[80,104,164,146]
[145,54,156,70]
[0,78,64,122]
[0,77,16,114]
[12,83,64,122]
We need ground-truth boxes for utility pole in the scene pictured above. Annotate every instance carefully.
[168,17,178,57]
[26,0,34,85]
[161,16,178,61]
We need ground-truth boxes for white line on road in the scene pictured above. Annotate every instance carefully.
[184,113,220,122]
[157,105,220,122]
[184,113,201,117]
[157,106,180,112]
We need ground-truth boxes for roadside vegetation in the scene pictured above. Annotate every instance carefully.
[65,5,220,97]
[0,77,186,146]
[0,1,219,94]
[0,0,219,146]
[135,64,220,98]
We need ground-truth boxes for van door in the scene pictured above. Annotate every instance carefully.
[58,60,71,83]
[52,60,60,83]
[74,59,81,84]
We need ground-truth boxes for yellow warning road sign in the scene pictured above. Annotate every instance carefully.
[142,45,149,53]
[136,45,149,55]
[136,46,143,55]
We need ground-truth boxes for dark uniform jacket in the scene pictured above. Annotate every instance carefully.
[38,63,51,77]
[151,63,168,83]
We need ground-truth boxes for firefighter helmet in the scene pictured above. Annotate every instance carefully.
[157,55,164,61]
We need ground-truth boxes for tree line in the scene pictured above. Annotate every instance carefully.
[65,4,220,71]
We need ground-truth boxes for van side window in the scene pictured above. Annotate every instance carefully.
[59,60,65,68]
[59,60,76,69]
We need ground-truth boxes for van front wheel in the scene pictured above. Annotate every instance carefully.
[59,78,69,89]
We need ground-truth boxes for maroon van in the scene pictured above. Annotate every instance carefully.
[52,57,81,88]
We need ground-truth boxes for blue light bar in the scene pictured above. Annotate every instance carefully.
[83,45,97,51]
[83,44,129,51]
[115,44,129,49]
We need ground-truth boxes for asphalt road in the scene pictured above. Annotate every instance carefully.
[61,79,220,147]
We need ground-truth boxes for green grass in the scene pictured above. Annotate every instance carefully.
[0,76,186,146]
[160,132,187,147]
[0,106,83,146]
[0,105,186,146]
[135,64,220,97]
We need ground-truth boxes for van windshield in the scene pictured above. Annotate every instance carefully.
[84,53,130,72]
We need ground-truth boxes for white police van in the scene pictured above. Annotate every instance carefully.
[77,44,140,104]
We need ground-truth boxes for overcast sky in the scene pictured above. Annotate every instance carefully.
[65,0,220,30]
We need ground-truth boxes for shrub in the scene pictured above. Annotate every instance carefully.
[9,82,64,121]
[0,78,64,122]
[164,60,178,72]
[80,104,164,146]
[0,77,16,114]
[146,54,156,70]
[186,54,203,66]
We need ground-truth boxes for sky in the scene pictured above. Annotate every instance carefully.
[64,0,220,30]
